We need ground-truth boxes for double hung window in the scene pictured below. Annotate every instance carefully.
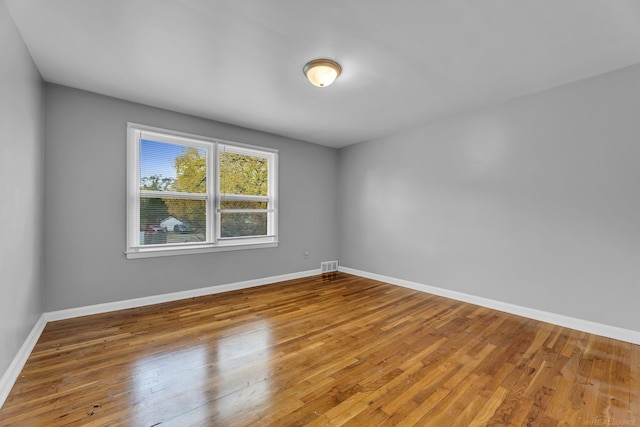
[126,123,278,258]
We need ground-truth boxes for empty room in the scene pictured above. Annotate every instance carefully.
[1,1,639,426]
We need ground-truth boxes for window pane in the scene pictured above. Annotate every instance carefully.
[140,140,207,194]
[129,124,278,256]
[140,198,206,245]
[220,200,268,210]
[221,212,267,238]
[219,151,268,196]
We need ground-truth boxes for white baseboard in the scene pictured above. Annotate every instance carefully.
[1,269,320,410]
[339,266,640,345]
[0,314,47,409]
[46,269,321,322]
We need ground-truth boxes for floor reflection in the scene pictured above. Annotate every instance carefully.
[214,320,273,421]
[132,345,209,424]
[130,320,274,424]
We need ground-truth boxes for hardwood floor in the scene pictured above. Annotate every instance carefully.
[1,272,638,426]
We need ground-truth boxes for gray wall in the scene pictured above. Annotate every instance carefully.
[44,84,339,311]
[339,63,640,332]
[0,2,44,376]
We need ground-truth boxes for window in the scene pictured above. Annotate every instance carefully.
[126,123,278,258]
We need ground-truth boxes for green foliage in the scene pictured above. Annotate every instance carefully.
[141,175,174,191]
[164,148,207,229]
[140,148,269,236]
[221,212,267,237]
[220,152,268,196]
[140,198,169,227]
[220,151,269,237]
[171,148,207,193]
[140,175,174,226]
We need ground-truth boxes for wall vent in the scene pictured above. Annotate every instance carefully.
[321,260,339,273]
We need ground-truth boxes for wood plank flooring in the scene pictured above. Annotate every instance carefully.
[1,272,638,426]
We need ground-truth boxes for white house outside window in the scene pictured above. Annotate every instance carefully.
[126,123,278,259]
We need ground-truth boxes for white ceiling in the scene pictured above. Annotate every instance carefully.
[6,1,640,148]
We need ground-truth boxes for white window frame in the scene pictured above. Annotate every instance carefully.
[126,123,278,259]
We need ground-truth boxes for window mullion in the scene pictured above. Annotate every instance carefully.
[269,152,278,237]
[211,142,219,244]
[220,194,270,202]
[218,209,275,213]
[128,127,142,248]
[140,190,208,200]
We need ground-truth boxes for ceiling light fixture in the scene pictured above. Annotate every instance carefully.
[303,59,342,87]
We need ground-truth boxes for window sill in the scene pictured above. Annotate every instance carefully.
[125,241,279,259]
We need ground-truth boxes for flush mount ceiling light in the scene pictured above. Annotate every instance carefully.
[303,59,342,87]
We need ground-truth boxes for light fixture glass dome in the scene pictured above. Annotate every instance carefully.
[303,59,341,87]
